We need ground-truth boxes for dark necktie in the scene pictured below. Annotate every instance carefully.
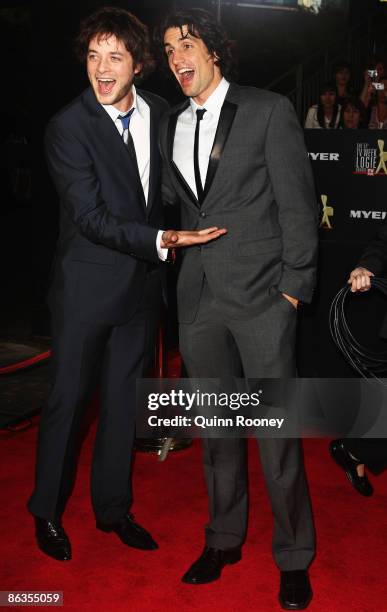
[118,109,137,163]
[194,108,206,204]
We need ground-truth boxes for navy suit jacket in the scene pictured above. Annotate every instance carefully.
[45,87,168,324]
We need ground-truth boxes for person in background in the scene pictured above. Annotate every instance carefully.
[368,77,387,129]
[330,223,387,496]
[360,56,386,110]
[304,81,341,129]
[339,97,366,129]
[333,59,355,106]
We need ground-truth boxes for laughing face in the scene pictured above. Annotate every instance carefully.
[87,34,141,111]
[164,25,222,106]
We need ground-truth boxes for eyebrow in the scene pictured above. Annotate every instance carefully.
[87,49,124,56]
[163,34,194,48]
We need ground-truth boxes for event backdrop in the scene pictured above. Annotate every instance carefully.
[298,129,387,377]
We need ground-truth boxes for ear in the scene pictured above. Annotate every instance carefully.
[134,63,142,75]
[208,51,219,65]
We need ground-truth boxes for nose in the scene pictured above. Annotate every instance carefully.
[171,48,183,66]
[97,56,110,73]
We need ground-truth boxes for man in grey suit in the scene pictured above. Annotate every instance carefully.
[158,9,318,609]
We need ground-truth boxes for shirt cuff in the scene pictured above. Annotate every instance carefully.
[156,230,168,261]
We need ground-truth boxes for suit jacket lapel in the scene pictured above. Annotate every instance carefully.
[203,99,238,201]
[82,87,146,209]
[167,101,199,208]
[138,89,160,217]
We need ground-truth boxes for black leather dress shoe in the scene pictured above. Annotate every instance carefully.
[279,570,312,610]
[96,513,158,550]
[34,517,71,561]
[329,439,373,497]
[182,546,242,584]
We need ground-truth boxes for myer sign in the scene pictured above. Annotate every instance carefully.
[308,152,340,161]
[350,211,387,220]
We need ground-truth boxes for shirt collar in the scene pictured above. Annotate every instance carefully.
[101,85,144,122]
[189,77,230,122]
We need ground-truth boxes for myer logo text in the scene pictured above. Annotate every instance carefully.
[350,210,387,220]
[308,152,340,161]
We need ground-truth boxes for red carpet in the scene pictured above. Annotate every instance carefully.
[1,419,387,611]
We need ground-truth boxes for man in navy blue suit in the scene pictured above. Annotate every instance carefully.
[28,6,225,562]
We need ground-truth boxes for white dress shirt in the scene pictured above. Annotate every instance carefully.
[173,78,230,196]
[102,86,166,260]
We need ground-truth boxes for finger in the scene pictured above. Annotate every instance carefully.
[350,281,358,292]
[197,227,220,235]
[200,230,227,242]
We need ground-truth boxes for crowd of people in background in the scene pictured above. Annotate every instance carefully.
[304,57,387,129]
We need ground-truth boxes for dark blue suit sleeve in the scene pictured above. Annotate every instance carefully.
[357,224,387,275]
[45,119,159,263]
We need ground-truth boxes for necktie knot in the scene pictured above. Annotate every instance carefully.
[196,108,206,122]
[118,108,135,132]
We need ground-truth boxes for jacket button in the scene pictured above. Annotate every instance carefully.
[200,211,206,218]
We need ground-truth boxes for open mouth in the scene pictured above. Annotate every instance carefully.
[97,78,116,96]
[177,67,195,87]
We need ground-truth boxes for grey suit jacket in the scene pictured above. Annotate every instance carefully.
[160,83,319,323]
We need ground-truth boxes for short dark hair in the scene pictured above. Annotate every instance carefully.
[74,6,154,81]
[155,8,237,82]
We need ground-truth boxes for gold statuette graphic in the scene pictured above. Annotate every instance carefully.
[375,139,387,175]
[320,194,334,229]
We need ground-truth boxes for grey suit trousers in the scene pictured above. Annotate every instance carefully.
[179,278,315,570]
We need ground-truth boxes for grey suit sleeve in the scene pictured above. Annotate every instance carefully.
[264,96,319,303]
[357,224,387,275]
[45,120,159,263]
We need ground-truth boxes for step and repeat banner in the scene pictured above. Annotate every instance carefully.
[298,130,387,377]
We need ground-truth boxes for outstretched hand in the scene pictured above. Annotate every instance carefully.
[161,227,227,249]
[347,267,374,292]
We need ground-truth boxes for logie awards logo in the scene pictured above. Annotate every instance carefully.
[354,139,387,176]
[320,194,334,229]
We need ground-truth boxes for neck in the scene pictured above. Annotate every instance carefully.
[191,73,223,107]
[113,88,134,113]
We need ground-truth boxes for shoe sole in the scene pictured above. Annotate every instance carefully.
[37,541,71,561]
[278,591,313,610]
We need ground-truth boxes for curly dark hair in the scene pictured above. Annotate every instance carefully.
[74,6,155,82]
[154,8,237,82]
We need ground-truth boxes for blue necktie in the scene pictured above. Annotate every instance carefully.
[118,108,135,141]
[118,108,138,166]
